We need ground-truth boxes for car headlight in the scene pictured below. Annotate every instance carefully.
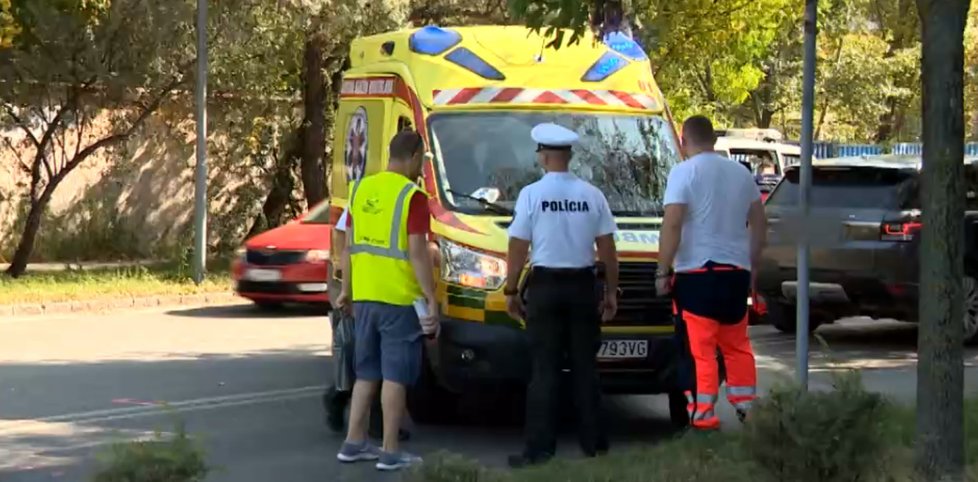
[440,240,506,290]
[305,249,329,263]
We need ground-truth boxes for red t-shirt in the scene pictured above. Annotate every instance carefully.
[345,191,430,234]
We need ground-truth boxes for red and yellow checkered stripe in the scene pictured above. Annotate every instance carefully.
[431,87,660,111]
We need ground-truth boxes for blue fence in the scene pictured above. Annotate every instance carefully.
[814,142,978,159]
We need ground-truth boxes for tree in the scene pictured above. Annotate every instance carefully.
[915,0,970,480]
[0,0,19,48]
[0,0,200,277]
[966,2,978,140]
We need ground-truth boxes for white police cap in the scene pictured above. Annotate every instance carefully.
[531,123,579,151]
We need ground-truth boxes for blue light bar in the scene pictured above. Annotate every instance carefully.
[603,31,647,61]
[409,26,462,56]
[445,47,505,81]
[581,52,628,82]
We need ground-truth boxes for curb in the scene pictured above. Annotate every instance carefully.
[1,292,240,318]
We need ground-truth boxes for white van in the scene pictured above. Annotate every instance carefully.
[715,128,807,200]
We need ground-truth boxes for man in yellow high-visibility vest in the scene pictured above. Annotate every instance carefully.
[334,130,438,472]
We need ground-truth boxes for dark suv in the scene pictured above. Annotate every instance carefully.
[754,155,978,344]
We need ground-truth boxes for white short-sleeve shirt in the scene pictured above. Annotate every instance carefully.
[508,172,617,268]
[663,152,762,272]
[336,208,349,233]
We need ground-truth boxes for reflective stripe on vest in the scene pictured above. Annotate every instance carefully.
[348,181,415,261]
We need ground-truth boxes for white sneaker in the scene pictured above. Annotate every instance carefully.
[336,441,381,463]
[375,450,423,471]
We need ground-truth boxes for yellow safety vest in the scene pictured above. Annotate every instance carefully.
[348,171,425,306]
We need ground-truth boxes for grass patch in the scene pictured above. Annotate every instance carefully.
[406,373,978,482]
[0,263,231,305]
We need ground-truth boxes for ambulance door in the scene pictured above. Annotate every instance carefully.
[331,98,393,201]
[390,99,422,185]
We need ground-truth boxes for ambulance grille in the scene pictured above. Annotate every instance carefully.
[611,261,673,326]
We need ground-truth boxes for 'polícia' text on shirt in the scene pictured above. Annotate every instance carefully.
[541,200,590,212]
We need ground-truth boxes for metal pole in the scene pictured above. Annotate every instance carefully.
[796,0,818,390]
[192,0,208,285]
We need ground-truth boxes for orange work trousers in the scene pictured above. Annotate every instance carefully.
[672,262,757,430]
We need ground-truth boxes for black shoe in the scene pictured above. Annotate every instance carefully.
[507,452,553,469]
[323,387,348,433]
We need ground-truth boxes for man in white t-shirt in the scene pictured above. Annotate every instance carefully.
[654,115,767,431]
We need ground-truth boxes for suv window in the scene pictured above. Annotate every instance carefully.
[767,166,916,209]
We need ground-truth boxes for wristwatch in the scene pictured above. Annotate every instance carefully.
[503,287,519,296]
[656,267,674,279]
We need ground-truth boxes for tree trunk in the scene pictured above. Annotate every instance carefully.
[970,108,978,141]
[4,188,55,278]
[299,37,327,208]
[915,0,969,480]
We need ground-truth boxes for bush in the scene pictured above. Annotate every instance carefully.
[741,370,902,482]
[91,424,210,482]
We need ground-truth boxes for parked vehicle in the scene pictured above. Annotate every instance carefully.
[754,155,978,344]
[327,25,688,425]
[715,128,805,201]
[231,201,332,309]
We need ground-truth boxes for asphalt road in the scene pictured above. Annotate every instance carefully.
[2,302,978,482]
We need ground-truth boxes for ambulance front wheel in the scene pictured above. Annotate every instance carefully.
[407,350,458,425]
[668,391,689,429]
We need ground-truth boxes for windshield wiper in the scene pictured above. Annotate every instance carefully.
[446,189,513,215]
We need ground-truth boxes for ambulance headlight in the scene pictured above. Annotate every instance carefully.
[440,240,507,290]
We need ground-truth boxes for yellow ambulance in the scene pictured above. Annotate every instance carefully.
[327,25,688,425]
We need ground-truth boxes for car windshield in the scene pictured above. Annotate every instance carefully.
[428,112,680,216]
[729,148,780,176]
[767,166,917,209]
[301,201,332,224]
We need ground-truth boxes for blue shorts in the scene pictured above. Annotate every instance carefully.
[353,301,423,386]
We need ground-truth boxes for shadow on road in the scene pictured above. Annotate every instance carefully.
[165,303,327,319]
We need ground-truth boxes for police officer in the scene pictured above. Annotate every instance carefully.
[504,123,619,467]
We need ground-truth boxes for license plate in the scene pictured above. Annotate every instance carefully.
[245,268,281,282]
[597,340,648,360]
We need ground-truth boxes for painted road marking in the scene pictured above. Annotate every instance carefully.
[0,385,326,436]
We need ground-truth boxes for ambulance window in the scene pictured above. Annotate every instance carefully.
[397,116,413,132]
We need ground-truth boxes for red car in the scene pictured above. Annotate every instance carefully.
[231,201,333,309]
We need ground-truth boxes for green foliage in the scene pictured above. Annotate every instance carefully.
[743,371,901,482]
[91,424,210,482]
[406,373,932,482]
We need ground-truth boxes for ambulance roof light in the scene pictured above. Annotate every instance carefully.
[603,31,647,61]
[582,52,628,82]
[445,47,506,80]
[409,26,462,56]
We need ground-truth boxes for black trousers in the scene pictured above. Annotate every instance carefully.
[523,267,607,457]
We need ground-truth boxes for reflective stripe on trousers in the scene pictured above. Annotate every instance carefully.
[685,391,720,429]
[347,180,416,261]
[679,310,757,428]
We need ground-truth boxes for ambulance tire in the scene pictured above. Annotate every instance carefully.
[768,302,821,334]
[407,353,458,425]
[668,391,690,429]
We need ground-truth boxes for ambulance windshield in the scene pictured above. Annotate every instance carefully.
[429,112,680,216]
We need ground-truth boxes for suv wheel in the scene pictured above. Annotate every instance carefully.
[964,277,978,345]
[768,302,822,335]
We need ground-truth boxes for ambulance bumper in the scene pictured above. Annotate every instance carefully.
[427,318,679,395]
